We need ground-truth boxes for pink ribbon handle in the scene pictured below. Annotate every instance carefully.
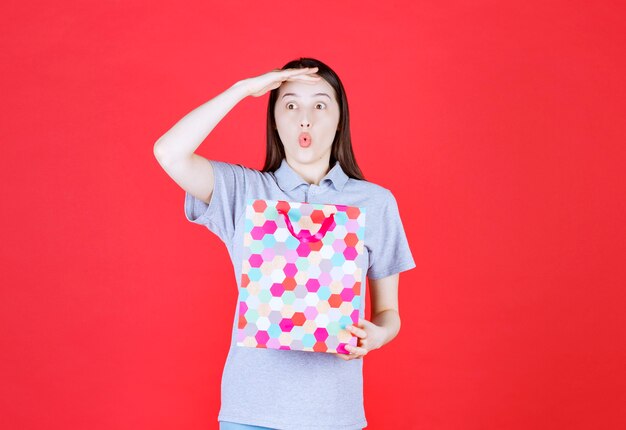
[277,208,335,243]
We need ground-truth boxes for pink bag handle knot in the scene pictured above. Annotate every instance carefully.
[277,208,335,243]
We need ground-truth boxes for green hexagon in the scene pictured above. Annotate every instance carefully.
[326,321,340,336]
[264,206,279,220]
[258,289,272,303]
[281,291,296,305]
[250,240,264,253]
[322,232,336,246]
[295,257,310,271]
[245,309,259,323]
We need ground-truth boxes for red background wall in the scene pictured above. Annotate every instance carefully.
[2,1,625,429]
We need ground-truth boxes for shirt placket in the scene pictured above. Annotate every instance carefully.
[305,182,329,203]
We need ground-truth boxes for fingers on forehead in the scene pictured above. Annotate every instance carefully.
[286,67,317,73]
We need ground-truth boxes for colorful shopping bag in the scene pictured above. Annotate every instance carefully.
[236,198,367,354]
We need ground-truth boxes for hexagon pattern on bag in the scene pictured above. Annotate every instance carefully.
[236,198,367,354]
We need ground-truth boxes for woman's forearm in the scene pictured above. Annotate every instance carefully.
[372,309,401,347]
[153,80,250,164]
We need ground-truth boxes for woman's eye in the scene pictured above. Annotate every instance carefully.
[285,102,326,110]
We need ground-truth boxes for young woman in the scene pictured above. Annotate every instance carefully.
[154,57,416,430]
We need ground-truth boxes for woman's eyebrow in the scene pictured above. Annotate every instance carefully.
[281,92,331,100]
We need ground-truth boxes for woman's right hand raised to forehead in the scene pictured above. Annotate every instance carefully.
[241,67,321,98]
[154,66,321,207]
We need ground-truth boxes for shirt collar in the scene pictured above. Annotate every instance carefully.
[273,158,349,192]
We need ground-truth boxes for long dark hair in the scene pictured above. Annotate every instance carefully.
[262,57,365,181]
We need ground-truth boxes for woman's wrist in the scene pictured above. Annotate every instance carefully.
[371,310,401,348]
[231,79,251,98]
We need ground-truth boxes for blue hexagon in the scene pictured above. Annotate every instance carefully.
[317,286,331,301]
[285,235,300,250]
[339,315,353,327]
[331,252,346,266]
[262,234,277,249]
[302,333,316,348]
[333,212,348,225]
[267,323,282,339]
[248,268,262,282]
[287,208,302,222]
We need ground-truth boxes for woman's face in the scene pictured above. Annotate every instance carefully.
[274,75,340,165]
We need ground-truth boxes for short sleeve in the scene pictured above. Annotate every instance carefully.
[367,191,417,280]
[183,160,250,245]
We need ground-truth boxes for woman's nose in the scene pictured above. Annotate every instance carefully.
[300,112,311,128]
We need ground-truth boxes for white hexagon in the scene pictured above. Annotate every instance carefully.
[256,316,270,330]
[332,225,347,239]
[308,252,322,265]
[270,269,286,283]
[304,292,320,306]
[341,260,357,275]
[319,245,335,259]
[292,298,307,312]
[269,296,284,311]
[314,313,329,327]
[328,308,342,321]
[307,264,322,279]
[330,266,345,281]
[273,228,290,242]
[246,294,260,309]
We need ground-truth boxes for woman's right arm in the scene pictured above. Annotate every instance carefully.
[152,67,320,205]
[152,80,250,204]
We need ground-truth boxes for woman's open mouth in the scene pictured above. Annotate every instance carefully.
[299,132,312,148]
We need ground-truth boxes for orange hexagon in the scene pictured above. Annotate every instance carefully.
[252,200,268,213]
[328,293,343,308]
[291,312,306,326]
[313,341,328,352]
[346,206,361,219]
[282,277,297,291]
[344,232,359,247]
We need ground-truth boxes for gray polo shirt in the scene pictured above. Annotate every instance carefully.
[184,158,416,430]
